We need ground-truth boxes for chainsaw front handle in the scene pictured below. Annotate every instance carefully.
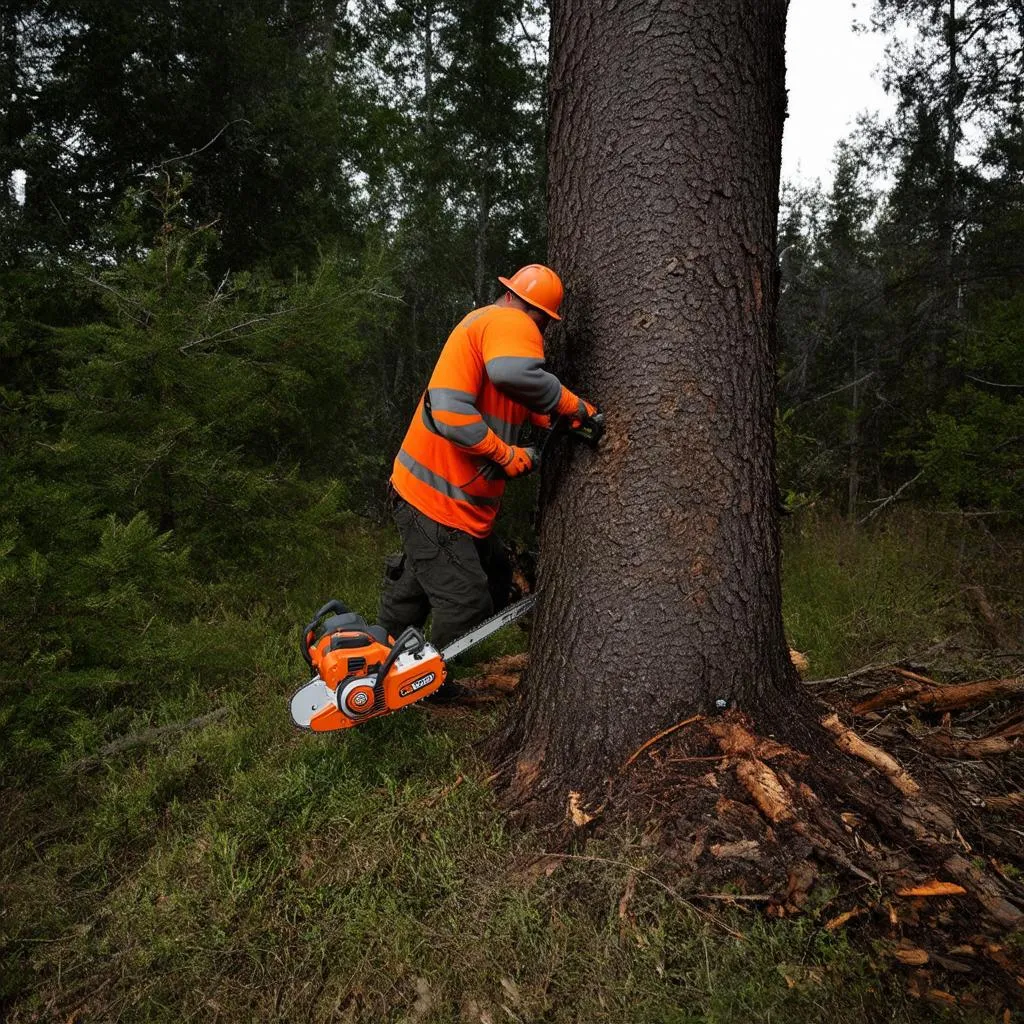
[375,626,428,687]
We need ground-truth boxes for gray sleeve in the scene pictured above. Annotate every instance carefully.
[485,355,562,413]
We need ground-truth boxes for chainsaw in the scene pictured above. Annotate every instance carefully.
[289,408,604,733]
[290,595,537,731]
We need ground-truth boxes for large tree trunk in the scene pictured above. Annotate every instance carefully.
[498,0,798,814]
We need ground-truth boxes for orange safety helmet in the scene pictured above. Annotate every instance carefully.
[497,264,564,321]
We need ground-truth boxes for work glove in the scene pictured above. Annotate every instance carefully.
[498,445,539,478]
[570,398,599,431]
[529,411,554,431]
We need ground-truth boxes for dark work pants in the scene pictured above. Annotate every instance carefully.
[377,497,513,652]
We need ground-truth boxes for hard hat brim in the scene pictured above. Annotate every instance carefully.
[497,276,562,321]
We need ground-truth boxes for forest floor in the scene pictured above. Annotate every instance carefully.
[1,510,1021,1022]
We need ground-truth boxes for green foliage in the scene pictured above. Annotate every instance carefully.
[0,177,405,793]
[778,4,1024,518]
[5,0,369,272]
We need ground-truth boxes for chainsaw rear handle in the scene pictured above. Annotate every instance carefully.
[300,600,350,667]
[375,626,428,687]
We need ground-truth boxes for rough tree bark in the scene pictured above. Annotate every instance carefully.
[498,0,798,814]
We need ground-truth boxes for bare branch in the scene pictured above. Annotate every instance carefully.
[858,471,925,526]
[143,120,251,175]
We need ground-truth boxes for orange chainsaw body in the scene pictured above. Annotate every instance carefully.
[300,604,446,731]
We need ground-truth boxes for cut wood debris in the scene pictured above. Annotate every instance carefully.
[824,906,866,931]
[853,675,1024,715]
[475,649,1024,1008]
[820,712,920,796]
[896,881,968,897]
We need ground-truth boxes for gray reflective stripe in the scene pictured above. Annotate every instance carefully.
[397,449,501,507]
[427,387,478,414]
[421,401,488,446]
[428,387,520,443]
[485,355,561,412]
[438,418,489,446]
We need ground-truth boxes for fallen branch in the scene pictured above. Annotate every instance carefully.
[941,854,1024,931]
[919,732,1021,759]
[806,663,935,692]
[986,712,1024,739]
[820,713,921,797]
[71,707,229,772]
[852,676,1023,716]
[917,677,1024,712]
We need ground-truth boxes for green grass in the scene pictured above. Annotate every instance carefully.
[1,512,1014,1021]
[783,508,1017,677]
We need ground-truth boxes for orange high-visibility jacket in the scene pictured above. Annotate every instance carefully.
[391,303,583,538]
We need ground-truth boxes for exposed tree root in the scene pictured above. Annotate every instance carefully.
[819,712,920,796]
[480,652,1024,1009]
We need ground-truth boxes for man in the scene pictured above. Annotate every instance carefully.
[378,263,598,700]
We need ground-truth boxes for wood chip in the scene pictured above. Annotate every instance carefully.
[789,648,809,675]
[896,881,968,898]
[734,758,796,823]
[824,907,866,931]
[567,791,596,827]
[708,720,803,761]
[709,840,761,861]
[894,947,930,966]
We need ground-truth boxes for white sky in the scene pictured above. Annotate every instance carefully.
[782,0,894,189]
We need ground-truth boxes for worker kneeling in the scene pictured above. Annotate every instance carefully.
[378,263,598,702]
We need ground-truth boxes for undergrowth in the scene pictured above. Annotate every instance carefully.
[1,511,1016,1022]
